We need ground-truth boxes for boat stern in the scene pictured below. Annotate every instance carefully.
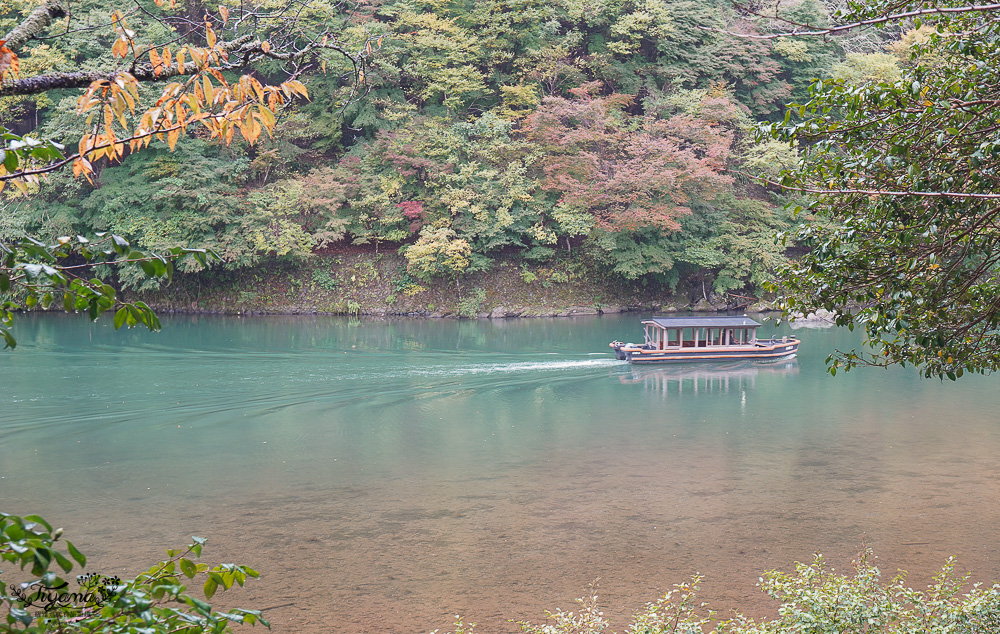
[609,341,628,361]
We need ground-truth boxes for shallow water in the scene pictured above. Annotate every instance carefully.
[2,313,1000,632]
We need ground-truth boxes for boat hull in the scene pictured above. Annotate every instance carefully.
[611,340,799,364]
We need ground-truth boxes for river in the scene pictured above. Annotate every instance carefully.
[2,313,999,632]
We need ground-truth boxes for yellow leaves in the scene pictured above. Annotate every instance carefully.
[49,11,298,186]
[203,75,215,104]
[110,12,135,59]
[72,157,94,183]
[149,46,174,76]
[279,79,309,100]
[207,68,228,86]
[0,41,20,80]
[104,104,114,137]
[256,104,276,128]
[187,47,208,70]
[206,20,217,48]
[167,128,180,151]
[149,47,162,76]
[112,38,129,58]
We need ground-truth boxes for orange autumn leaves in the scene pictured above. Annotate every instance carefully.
[0,40,20,81]
[12,8,308,184]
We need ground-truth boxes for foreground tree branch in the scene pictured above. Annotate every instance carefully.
[752,2,1000,379]
[0,1,382,188]
[710,1,1000,39]
[0,0,382,345]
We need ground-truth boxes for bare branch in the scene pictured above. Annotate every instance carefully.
[741,172,1000,199]
[705,2,1000,39]
[0,32,368,96]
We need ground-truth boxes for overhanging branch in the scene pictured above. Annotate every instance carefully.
[738,171,1000,199]
[0,34,365,96]
[704,2,1000,39]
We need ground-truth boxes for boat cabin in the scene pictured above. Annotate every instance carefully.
[641,316,761,350]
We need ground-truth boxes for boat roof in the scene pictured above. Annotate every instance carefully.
[642,316,761,328]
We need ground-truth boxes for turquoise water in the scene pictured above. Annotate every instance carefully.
[2,313,1000,632]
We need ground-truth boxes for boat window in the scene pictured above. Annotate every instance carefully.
[666,329,680,347]
[681,328,694,347]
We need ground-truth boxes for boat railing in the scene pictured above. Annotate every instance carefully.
[756,336,794,346]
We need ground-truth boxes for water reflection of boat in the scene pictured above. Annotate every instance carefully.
[618,359,799,394]
[610,316,800,364]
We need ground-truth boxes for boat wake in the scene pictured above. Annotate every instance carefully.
[401,357,622,378]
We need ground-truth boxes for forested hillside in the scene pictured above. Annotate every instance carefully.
[0,0,919,305]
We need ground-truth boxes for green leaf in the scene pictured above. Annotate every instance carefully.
[32,549,51,576]
[203,576,219,599]
[23,515,52,531]
[9,606,32,626]
[65,540,86,567]
[0,327,15,349]
[3,149,18,172]
[113,307,128,330]
[180,557,197,578]
[111,234,130,254]
[53,550,74,573]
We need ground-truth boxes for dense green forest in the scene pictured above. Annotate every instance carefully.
[0,0,918,299]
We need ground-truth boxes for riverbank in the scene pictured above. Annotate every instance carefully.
[137,250,772,318]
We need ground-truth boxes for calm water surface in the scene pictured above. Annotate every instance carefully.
[2,313,1000,632]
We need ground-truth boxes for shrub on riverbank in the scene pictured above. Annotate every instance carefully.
[444,550,1000,634]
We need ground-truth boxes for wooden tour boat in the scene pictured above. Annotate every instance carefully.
[609,316,799,364]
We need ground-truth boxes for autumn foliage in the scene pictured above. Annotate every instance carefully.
[525,83,733,234]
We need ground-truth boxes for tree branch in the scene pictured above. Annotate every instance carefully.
[2,0,67,51]
[0,34,365,96]
[704,2,1000,39]
[743,172,1000,199]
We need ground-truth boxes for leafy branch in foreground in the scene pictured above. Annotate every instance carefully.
[1,512,267,632]
[0,233,218,349]
[0,0,384,191]
[441,548,1000,634]
[750,1,1000,379]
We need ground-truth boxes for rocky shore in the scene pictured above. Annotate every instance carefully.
[136,251,778,319]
